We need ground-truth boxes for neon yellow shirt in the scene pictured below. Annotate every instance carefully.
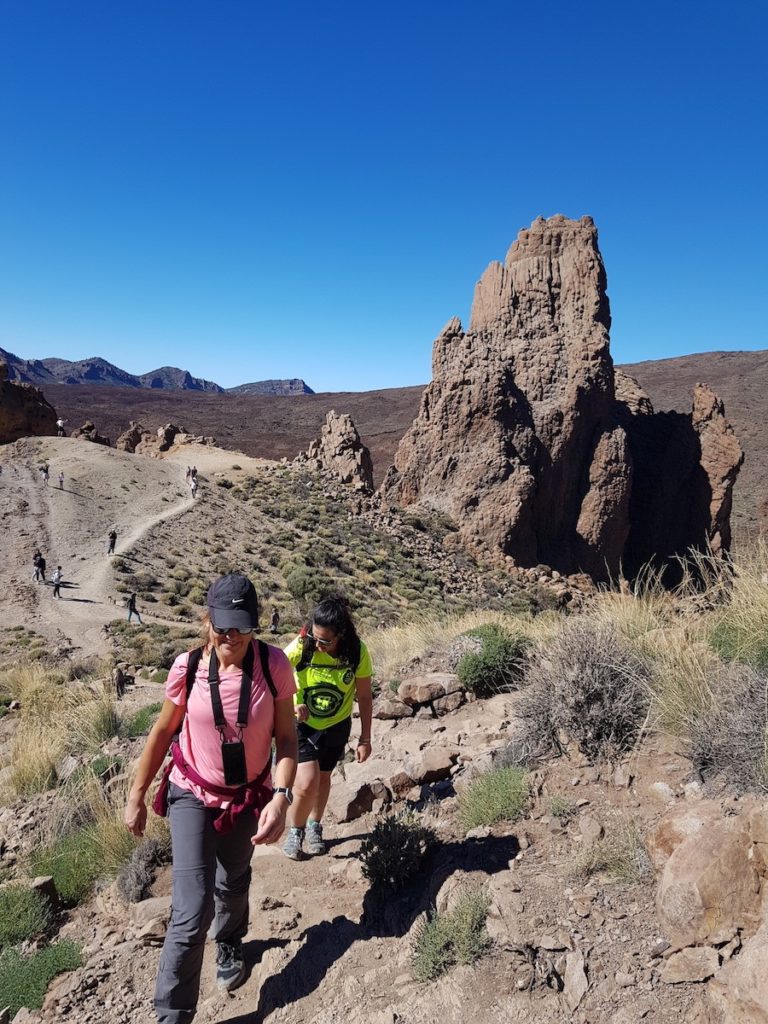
[285,636,373,731]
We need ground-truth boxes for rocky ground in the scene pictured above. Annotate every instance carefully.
[1,436,763,1024]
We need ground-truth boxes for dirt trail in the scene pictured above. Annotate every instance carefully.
[1,438,267,655]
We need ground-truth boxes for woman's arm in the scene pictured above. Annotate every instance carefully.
[355,677,373,763]
[124,699,186,837]
[252,697,298,845]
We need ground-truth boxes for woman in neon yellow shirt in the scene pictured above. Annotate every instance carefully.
[283,595,373,858]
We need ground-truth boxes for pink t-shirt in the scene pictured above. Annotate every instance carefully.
[165,641,296,809]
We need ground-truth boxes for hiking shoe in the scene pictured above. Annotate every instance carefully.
[305,820,326,856]
[216,941,245,991]
[282,826,305,860]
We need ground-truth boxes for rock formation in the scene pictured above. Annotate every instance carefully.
[295,411,374,492]
[116,421,215,455]
[381,215,743,581]
[0,361,58,442]
[71,420,111,446]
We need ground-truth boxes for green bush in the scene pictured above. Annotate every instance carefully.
[456,624,530,697]
[412,886,491,981]
[359,813,436,890]
[0,886,53,949]
[29,829,104,905]
[710,620,768,671]
[0,941,82,1016]
[457,765,529,833]
[124,703,163,738]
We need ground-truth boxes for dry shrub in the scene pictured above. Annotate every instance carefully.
[567,814,649,882]
[689,661,768,793]
[0,663,122,799]
[518,620,652,762]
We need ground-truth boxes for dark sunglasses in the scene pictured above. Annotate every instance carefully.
[308,631,336,647]
[212,625,254,636]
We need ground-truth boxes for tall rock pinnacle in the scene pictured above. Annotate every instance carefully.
[381,215,742,581]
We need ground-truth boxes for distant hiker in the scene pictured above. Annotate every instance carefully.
[123,572,297,1019]
[56,418,66,437]
[185,466,191,482]
[127,592,143,624]
[32,551,44,582]
[190,465,198,480]
[41,466,49,485]
[107,529,118,555]
[269,607,280,634]
[190,477,198,498]
[52,566,63,599]
[58,471,64,489]
[282,595,373,860]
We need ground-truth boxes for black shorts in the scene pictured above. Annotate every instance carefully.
[297,718,352,772]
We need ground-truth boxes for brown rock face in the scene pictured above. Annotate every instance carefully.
[381,215,743,580]
[0,362,58,442]
[295,410,374,492]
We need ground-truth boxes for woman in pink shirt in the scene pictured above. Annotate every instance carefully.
[125,574,297,1024]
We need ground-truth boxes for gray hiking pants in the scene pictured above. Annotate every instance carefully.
[154,783,258,1024]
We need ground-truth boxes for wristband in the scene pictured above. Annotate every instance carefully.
[359,738,371,744]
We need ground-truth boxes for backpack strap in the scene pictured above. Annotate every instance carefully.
[185,643,276,701]
[185,646,205,700]
[257,639,277,698]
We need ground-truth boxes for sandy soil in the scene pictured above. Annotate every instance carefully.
[0,437,270,654]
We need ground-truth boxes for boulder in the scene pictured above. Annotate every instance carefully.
[647,800,723,871]
[656,816,761,949]
[71,419,111,446]
[660,946,720,984]
[403,746,458,784]
[373,697,413,720]
[708,924,768,1022]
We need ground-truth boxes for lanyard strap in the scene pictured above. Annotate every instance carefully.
[208,643,254,734]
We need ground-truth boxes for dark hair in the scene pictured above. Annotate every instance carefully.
[300,594,361,669]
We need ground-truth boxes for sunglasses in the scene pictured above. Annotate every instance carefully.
[308,631,336,647]
[212,625,254,636]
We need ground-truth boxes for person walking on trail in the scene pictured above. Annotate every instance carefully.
[58,471,64,489]
[190,477,198,499]
[127,592,143,624]
[32,550,44,582]
[52,566,63,599]
[107,529,118,555]
[124,573,298,1023]
[185,466,191,482]
[269,607,280,635]
[41,466,49,485]
[282,595,373,860]
[56,418,66,437]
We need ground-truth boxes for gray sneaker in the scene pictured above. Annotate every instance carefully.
[282,826,305,860]
[216,941,245,991]
[305,820,326,856]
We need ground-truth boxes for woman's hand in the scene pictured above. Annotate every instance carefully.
[124,795,147,837]
[295,703,310,723]
[356,740,372,763]
[252,796,288,845]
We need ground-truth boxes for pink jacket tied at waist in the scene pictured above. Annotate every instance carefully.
[152,741,272,833]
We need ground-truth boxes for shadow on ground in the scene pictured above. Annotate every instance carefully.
[221,833,519,1023]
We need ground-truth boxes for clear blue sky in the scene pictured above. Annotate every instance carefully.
[1,0,766,393]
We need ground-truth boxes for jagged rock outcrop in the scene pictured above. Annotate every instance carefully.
[295,411,374,492]
[381,215,743,581]
[116,421,153,453]
[0,362,58,441]
[117,421,215,456]
[71,420,111,446]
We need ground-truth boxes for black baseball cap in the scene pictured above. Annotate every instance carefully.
[207,574,259,631]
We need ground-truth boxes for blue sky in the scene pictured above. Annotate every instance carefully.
[1,0,765,393]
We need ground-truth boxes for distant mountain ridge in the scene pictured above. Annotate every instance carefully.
[0,347,312,395]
